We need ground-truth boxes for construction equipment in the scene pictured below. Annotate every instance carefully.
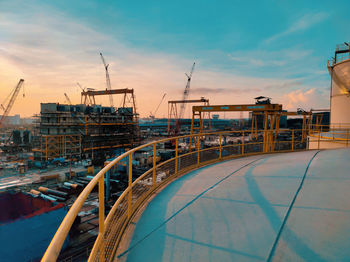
[100,53,114,108]
[168,97,210,135]
[179,62,195,120]
[77,83,94,105]
[0,79,24,127]
[81,88,134,106]
[168,62,195,135]
[150,93,166,121]
[64,93,72,105]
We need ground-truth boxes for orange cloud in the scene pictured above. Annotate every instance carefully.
[0,7,330,119]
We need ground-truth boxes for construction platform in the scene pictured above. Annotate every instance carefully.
[117,148,350,261]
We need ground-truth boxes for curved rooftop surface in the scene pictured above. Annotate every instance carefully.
[117,149,350,262]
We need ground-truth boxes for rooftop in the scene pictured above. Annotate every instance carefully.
[117,148,350,261]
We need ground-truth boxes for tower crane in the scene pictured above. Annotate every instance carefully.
[64,93,72,105]
[179,62,195,119]
[100,53,114,108]
[175,62,195,133]
[150,93,166,121]
[0,79,25,127]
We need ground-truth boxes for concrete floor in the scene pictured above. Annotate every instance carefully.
[117,149,350,262]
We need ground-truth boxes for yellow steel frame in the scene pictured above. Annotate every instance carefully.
[191,103,286,153]
[39,134,81,161]
[168,98,210,135]
[41,127,350,262]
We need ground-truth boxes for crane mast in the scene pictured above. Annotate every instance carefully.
[100,53,114,108]
[179,62,195,119]
[0,79,24,127]
[175,62,195,134]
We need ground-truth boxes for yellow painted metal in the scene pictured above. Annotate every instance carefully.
[219,134,222,159]
[197,134,200,165]
[192,103,282,112]
[153,143,157,186]
[242,131,245,155]
[168,98,209,135]
[42,126,350,262]
[128,152,133,219]
[175,139,178,173]
[98,175,105,261]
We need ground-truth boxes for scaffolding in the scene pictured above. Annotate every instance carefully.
[33,89,140,161]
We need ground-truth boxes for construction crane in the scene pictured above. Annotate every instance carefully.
[64,93,72,105]
[179,62,195,119]
[150,93,166,121]
[77,82,95,105]
[100,53,114,108]
[175,62,195,134]
[0,79,25,127]
[76,82,85,92]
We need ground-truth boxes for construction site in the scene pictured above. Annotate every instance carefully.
[0,50,339,261]
[32,88,140,164]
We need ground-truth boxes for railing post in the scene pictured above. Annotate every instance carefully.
[219,134,222,159]
[292,130,294,151]
[197,134,200,165]
[98,175,105,260]
[128,153,133,219]
[242,131,245,155]
[318,127,321,150]
[175,138,178,173]
[347,129,349,147]
[153,143,157,187]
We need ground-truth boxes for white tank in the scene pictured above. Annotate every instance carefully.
[328,43,350,126]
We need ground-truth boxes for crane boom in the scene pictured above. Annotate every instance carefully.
[100,53,114,107]
[179,62,195,119]
[64,93,72,105]
[151,93,166,118]
[0,79,24,127]
[174,62,195,134]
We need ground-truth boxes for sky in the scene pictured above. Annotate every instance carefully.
[0,0,349,118]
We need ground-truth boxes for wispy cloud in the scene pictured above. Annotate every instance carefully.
[227,48,313,70]
[190,87,262,95]
[264,12,330,44]
[263,80,303,90]
[0,4,331,118]
[280,87,329,111]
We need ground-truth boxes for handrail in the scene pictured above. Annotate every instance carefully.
[42,127,350,261]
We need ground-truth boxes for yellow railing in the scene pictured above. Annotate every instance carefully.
[309,124,350,141]
[42,128,349,262]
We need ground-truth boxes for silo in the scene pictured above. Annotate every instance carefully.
[328,42,350,126]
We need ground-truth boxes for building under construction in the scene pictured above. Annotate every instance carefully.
[33,89,140,163]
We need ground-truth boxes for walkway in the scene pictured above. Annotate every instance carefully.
[117,149,350,262]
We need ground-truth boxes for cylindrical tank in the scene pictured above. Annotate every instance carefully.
[328,43,350,126]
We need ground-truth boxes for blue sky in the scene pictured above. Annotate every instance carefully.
[0,0,349,117]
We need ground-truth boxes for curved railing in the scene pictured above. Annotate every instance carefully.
[309,124,350,147]
[42,128,342,261]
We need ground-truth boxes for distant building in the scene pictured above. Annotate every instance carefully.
[33,103,139,163]
[0,114,20,125]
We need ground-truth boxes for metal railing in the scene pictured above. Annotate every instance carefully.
[309,124,350,141]
[42,127,349,262]
[329,53,350,66]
